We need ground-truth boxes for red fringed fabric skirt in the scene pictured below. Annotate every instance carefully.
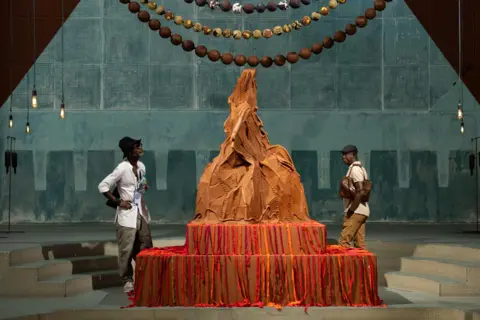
[126,223,384,309]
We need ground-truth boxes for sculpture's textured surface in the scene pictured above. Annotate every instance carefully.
[131,70,382,309]
[193,69,310,224]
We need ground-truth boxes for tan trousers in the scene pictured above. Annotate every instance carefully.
[338,213,367,249]
[116,214,153,284]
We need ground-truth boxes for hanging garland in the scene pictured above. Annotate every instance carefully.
[138,0,333,14]
[186,0,312,13]
[121,0,390,68]
[134,0,346,40]
[179,0,341,14]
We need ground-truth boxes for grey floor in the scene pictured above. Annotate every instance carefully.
[96,285,412,307]
[1,222,479,245]
[0,222,479,319]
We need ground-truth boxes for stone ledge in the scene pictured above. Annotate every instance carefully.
[2,306,470,320]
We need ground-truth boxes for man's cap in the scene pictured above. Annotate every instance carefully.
[118,137,142,153]
[342,144,358,154]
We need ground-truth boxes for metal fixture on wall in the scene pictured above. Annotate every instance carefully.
[0,137,24,234]
[26,85,30,133]
[457,0,464,134]
[470,137,480,233]
[8,0,13,128]
[60,0,66,119]
[31,0,38,109]
[25,0,36,134]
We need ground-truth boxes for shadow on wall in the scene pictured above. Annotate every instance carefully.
[0,149,475,223]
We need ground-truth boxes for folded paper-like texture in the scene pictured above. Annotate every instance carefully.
[128,70,383,309]
[193,69,310,224]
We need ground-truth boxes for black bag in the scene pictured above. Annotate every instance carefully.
[105,188,120,209]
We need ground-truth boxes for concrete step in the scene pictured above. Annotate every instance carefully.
[473,310,480,320]
[7,259,73,283]
[401,256,480,285]
[385,271,480,296]
[413,243,480,262]
[82,269,123,289]
[41,239,185,261]
[67,255,118,274]
[1,274,93,297]
[42,242,113,260]
[0,246,44,269]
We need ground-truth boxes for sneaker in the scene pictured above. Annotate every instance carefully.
[124,281,134,293]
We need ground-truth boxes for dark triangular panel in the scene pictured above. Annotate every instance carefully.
[405,0,480,104]
[0,0,80,107]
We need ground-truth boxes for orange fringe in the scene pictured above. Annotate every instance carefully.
[128,244,385,311]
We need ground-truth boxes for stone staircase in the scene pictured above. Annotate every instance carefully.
[385,243,480,296]
[0,245,93,297]
[41,242,123,290]
[0,238,186,298]
[474,310,480,320]
[0,240,125,297]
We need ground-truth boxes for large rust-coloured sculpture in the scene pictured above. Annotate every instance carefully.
[131,70,382,309]
[194,69,310,224]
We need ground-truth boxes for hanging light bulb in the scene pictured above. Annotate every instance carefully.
[460,121,465,134]
[9,115,13,128]
[26,121,30,134]
[60,103,65,119]
[31,89,37,108]
[457,102,463,120]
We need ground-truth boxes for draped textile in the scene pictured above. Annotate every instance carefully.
[194,69,310,224]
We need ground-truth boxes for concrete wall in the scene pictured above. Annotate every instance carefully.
[1,0,478,223]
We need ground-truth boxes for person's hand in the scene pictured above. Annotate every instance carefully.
[118,200,132,209]
[347,209,354,217]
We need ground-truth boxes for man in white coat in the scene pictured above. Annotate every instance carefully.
[98,137,152,293]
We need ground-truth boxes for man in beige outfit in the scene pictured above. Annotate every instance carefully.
[338,145,369,249]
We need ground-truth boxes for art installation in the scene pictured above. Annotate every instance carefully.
[194,69,310,225]
[184,0,316,14]
[4,0,480,319]
[128,70,383,309]
[138,0,347,40]
[121,0,388,68]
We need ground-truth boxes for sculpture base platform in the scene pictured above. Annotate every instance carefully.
[186,221,327,255]
[129,245,383,308]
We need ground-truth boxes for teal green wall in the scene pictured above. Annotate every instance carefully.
[1,0,479,223]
